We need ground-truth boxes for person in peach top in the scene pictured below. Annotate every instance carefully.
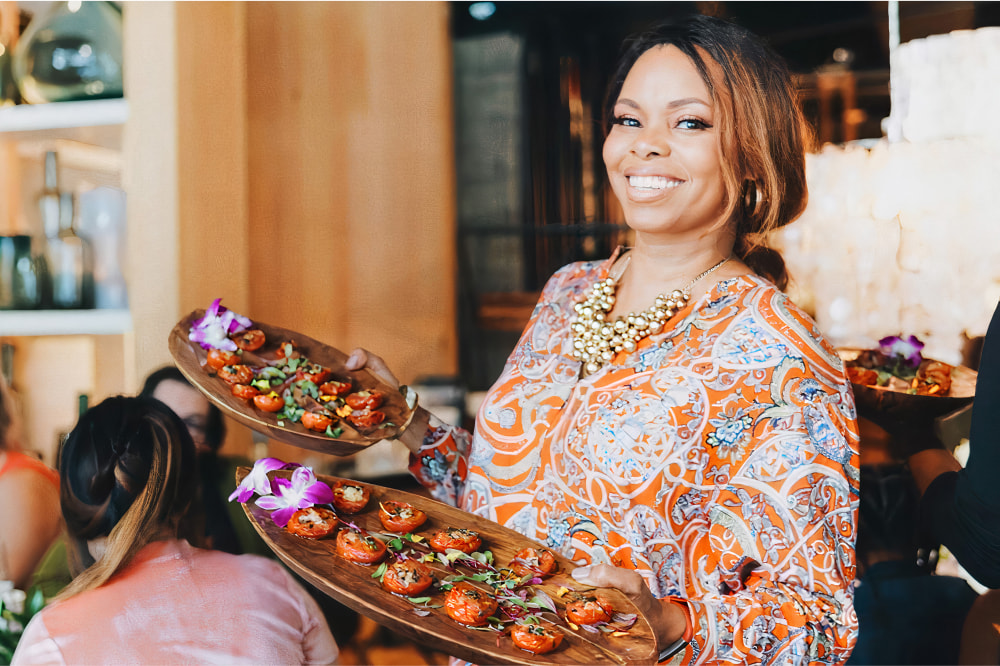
[0,375,61,591]
[348,15,860,665]
[12,396,338,665]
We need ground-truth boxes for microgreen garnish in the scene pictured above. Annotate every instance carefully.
[406,596,433,605]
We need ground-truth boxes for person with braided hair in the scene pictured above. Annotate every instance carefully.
[0,374,61,591]
[11,396,338,665]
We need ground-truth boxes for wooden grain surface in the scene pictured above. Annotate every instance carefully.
[169,309,416,456]
[238,468,658,665]
[838,348,977,420]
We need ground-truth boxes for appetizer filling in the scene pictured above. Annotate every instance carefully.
[189,299,395,438]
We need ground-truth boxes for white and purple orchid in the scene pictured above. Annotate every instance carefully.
[878,334,925,368]
[188,298,253,351]
[255,466,335,527]
[228,457,290,503]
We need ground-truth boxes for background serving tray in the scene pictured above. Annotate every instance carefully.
[838,348,977,420]
[169,309,416,456]
[237,468,658,665]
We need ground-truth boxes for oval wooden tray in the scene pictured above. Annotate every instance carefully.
[838,348,977,420]
[169,309,415,456]
[237,468,658,665]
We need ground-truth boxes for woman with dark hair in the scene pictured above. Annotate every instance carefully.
[138,366,241,555]
[349,14,859,665]
[0,375,61,590]
[12,396,338,664]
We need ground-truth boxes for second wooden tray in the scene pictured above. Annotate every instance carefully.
[237,468,658,665]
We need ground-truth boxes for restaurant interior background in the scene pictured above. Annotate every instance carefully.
[2,0,999,483]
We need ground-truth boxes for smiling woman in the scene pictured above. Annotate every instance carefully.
[347,14,860,666]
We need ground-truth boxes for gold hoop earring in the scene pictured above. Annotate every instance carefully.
[742,180,765,221]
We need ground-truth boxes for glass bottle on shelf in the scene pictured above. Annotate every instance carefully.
[36,151,93,309]
[49,192,94,309]
[0,235,43,309]
[12,0,123,105]
[77,185,127,309]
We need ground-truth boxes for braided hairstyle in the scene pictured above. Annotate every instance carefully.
[603,14,813,290]
[57,396,205,599]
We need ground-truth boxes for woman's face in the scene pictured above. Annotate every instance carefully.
[603,45,727,240]
[151,380,213,454]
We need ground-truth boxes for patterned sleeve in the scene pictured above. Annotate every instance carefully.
[407,264,583,508]
[675,303,860,664]
[407,415,474,507]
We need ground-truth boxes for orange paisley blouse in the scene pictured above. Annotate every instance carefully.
[409,249,860,664]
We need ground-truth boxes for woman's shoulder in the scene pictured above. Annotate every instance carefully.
[708,274,843,369]
[0,450,59,487]
[185,545,305,594]
[546,258,605,289]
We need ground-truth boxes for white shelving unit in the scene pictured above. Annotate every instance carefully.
[1,98,131,338]
[0,309,132,336]
[0,98,129,133]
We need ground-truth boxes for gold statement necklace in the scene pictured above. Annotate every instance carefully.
[571,254,730,376]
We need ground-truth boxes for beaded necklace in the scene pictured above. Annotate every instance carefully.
[571,254,730,376]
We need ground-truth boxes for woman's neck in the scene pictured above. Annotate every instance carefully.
[610,235,744,317]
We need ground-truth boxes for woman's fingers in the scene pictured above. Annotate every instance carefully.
[571,563,645,597]
[344,348,401,390]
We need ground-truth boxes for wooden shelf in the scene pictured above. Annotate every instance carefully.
[0,98,129,132]
[0,309,132,336]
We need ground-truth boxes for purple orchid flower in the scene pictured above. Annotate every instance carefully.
[188,298,253,351]
[228,457,289,503]
[878,334,925,368]
[255,466,335,527]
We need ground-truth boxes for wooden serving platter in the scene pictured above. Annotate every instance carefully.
[169,309,416,456]
[838,348,977,420]
[238,468,658,665]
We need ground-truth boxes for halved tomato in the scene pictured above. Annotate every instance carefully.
[253,392,284,412]
[301,411,333,432]
[231,383,260,400]
[508,547,556,578]
[320,379,353,397]
[564,595,614,625]
[331,480,370,514]
[444,582,498,627]
[218,364,254,385]
[347,408,385,428]
[295,364,332,385]
[379,500,427,533]
[429,527,482,554]
[286,506,338,539]
[232,329,265,352]
[345,389,384,411]
[511,621,564,654]
[336,527,387,565]
[382,559,434,597]
[206,348,240,371]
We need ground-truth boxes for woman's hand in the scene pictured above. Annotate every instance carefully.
[571,564,687,653]
[344,348,429,454]
[345,348,401,390]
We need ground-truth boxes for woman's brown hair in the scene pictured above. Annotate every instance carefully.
[604,14,812,290]
[56,396,205,600]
